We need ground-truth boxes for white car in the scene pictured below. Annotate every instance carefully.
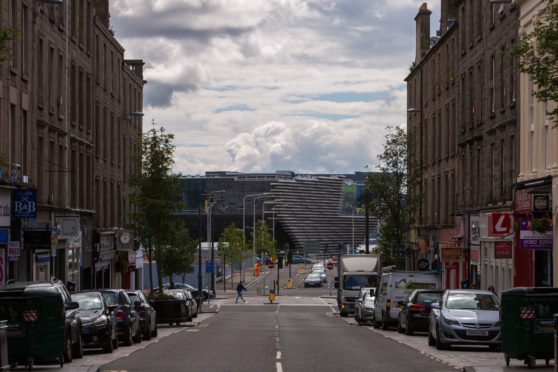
[313,269,327,282]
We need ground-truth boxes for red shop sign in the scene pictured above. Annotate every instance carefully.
[495,241,512,259]
[488,213,512,237]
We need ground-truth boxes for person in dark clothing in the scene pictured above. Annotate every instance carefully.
[236,281,247,303]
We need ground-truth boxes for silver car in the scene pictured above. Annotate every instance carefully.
[354,287,376,325]
[304,273,323,287]
[428,289,501,350]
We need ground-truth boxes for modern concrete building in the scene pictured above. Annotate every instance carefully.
[0,0,144,290]
[176,171,378,258]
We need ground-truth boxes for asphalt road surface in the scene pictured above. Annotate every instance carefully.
[102,295,457,372]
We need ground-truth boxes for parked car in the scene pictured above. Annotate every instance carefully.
[428,289,501,350]
[159,283,214,301]
[397,289,444,335]
[292,255,313,264]
[304,272,323,287]
[100,289,142,345]
[126,290,158,339]
[354,287,376,325]
[183,290,198,318]
[165,289,193,323]
[374,271,441,329]
[72,291,118,352]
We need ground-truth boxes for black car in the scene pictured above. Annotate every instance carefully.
[126,290,157,339]
[72,291,118,352]
[100,289,141,346]
[398,289,444,335]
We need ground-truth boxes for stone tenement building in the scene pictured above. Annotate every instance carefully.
[0,0,144,291]
[406,0,521,292]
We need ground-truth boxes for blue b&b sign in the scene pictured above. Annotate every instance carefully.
[12,189,37,218]
[205,260,213,274]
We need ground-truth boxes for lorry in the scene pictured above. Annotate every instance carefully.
[335,254,381,317]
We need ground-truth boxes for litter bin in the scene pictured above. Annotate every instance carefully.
[0,320,7,370]
[501,287,558,369]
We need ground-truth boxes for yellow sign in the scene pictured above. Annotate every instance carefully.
[287,279,292,288]
[271,254,276,261]
[441,247,464,262]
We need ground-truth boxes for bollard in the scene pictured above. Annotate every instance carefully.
[0,320,8,369]
[555,314,558,372]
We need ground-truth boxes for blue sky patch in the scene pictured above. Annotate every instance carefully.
[215,104,254,114]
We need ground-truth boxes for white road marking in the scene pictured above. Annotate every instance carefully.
[276,351,281,360]
[276,362,283,372]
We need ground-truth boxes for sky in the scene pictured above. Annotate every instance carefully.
[110,0,440,175]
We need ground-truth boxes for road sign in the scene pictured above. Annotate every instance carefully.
[327,262,334,270]
[205,260,213,273]
[268,263,275,269]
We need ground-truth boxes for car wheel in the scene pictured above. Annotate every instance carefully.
[372,316,380,329]
[397,318,404,333]
[143,324,152,340]
[112,327,119,350]
[123,325,133,346]
[381,313,389,330]
[151,322,158,337]
[435,326,448,350]
[73,329,84,359]
[428,328,435,346]
[103,331,114,353]
[64,333,73,363]
[405,320,414,335]
[133,326,142,343]
[339,309,347,317]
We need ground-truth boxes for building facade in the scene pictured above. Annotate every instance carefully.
[0,0,144,290]
[407,0,521,292]
[516,0,558,287]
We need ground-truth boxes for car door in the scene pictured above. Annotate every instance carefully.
[429,292,444,339]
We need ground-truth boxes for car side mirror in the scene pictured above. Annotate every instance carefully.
[431,303,440,309]
[66,301,80,310]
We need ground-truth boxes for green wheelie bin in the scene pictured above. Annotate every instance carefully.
[501,287,558,369]
[0,282,66,369]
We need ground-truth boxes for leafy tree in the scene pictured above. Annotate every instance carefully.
[161,226,196,288]
[218,223,249,288]
[126,126,182,293]
[510,0,558,127]
[366,126,421,268]
[252,219,275,257]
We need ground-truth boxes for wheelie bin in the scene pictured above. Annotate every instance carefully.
[0,282,66,369]
[501,287,558,369]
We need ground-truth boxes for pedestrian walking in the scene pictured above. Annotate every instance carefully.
[236,281,247,303]
[488,285,497,296]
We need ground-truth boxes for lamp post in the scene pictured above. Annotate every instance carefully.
[364,165,371,254]
[197,206,203,307]
[243,193,271,268]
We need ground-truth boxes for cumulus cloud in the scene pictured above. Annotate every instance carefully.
[110,0,439,174]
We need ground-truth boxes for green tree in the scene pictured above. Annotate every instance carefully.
[252,219,275,257]
[510,0,558,127]
[126,126,182,293]
[161,226,196,288]
[218,223,249,288]
[366,126,421,268]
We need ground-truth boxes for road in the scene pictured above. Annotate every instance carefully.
[102,295,456,372]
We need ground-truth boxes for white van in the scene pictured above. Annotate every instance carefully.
[373,271,441,330]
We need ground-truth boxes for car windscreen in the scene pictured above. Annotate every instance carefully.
[446,293,500,311]
[73,293,103,310]
[416,292,442,305]
[307,273,321,279]
[343,275,379,290]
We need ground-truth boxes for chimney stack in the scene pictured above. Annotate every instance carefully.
[93,0,110,29]
[415,3,432,63]
[440,0,458,33]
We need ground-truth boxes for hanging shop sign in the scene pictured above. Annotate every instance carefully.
[24,230,51,250]
[520,218,552,250]
[440,247,464,262]
[488,213,512,237]
[494,241,512,259]
[8,241,20,261]
[0,229,8,244]
[532,194,550,213]
[12,189,37,218]
[0,190,10,226]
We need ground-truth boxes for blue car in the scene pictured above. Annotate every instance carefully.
[291,255,313,264]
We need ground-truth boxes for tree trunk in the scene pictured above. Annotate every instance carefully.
[148,240,154,292]
[155,245,164,294]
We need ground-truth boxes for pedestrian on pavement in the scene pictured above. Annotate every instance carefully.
[236,281,247,303]
[488,285,497,297]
